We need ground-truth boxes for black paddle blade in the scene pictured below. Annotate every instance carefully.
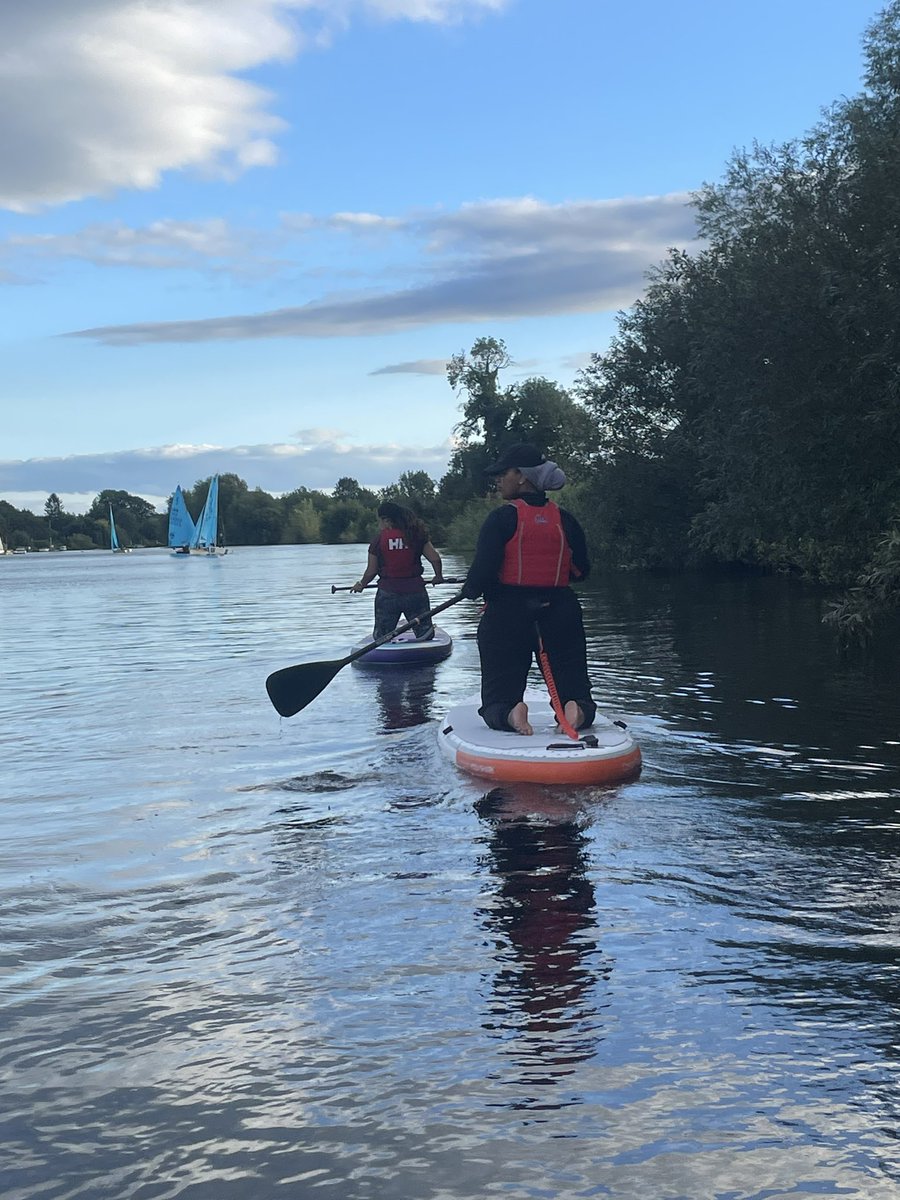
[265,658,343,718]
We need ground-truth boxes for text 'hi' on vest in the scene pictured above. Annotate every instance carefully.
[378,527,422,579]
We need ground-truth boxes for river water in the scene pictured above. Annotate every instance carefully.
[2,544,900,1199]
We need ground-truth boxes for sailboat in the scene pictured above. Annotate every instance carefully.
[109,505,131,553]
[168,478,226,556]
[168,484,198,555]
[191,475,227,555]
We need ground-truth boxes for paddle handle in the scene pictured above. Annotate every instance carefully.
[340,592,465,666]
[331,577,465,593]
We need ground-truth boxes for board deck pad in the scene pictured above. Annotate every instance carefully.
[439,691,641,784]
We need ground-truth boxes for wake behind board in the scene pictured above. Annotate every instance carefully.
[438,691,641,785]
[352,625,452,666]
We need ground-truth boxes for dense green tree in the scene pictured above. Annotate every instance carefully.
[572,0,900,622]
[87,489,160,547]
[279,486,324,543]
[380,469,436,507]
[216,488,280,545]
[379,470,444,538]
[87,489,157,523]
[281,499,322,543]
[438,443,497,509]
[320,500,374,544]
[441,337,596,507]
[507,376,597,474]
[447,336,514,459]
[332,476,375,505]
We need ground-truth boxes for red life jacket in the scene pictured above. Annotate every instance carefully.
[498,500,572,587]
[377,526,423,579]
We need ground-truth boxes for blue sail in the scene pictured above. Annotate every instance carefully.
[191,476,220,550]
[168,485,197,549]
[109,505,121,551]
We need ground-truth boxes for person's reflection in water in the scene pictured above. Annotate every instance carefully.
[369,666,437,732]
[475,785,609,1109]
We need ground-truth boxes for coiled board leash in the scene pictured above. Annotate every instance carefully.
[534,626,580,741]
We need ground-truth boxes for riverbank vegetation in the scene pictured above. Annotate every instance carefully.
[4,5,900,634]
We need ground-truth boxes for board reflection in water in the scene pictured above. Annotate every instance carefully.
[475,785,610,1108]
[359,665,440,733]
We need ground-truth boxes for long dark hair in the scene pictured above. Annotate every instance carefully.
[377,501,428,542]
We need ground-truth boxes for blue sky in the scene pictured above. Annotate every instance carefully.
[0,0,888,513]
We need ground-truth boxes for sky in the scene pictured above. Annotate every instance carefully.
[0,0,889,514]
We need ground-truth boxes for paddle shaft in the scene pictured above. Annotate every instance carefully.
[331,577,464,593]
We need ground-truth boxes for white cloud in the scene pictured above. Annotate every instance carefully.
[0,0,509,212]
[0,433,455,513]
[67,193,700,343]
[0,2,292,211]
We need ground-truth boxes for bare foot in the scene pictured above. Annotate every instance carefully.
[563,700,585,730]
[507,702,533,736]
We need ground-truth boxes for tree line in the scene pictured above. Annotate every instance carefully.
[564,0,900,637]
[4,4,900,634]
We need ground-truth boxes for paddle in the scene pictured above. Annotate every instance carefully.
[266,591,466,718]
[331,577,464,593]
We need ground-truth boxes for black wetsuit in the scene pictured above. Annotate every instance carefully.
[461,494,597,732]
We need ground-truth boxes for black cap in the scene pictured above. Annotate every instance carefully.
[483,443,546,475]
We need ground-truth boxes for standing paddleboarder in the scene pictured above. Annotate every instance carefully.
[352,502,444,640]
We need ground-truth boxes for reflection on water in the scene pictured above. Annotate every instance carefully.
[358,664,438,732]
[475,787,606,1108]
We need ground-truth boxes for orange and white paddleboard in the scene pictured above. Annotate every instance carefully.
[438,691,641,786]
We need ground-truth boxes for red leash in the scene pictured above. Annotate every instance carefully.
[535,628,580,741]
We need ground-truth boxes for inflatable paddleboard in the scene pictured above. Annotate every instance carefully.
[352,625,453,666]
[438,690,641,785]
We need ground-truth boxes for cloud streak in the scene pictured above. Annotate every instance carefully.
[67,193,699,344]
[7,218,284,279]
[370,359,449,375]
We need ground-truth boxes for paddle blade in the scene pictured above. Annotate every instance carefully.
[265,659,343,718]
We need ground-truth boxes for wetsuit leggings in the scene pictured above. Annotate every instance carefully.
[374,587,434,640]
[476,589,596,731]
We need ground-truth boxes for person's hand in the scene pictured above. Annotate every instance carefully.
[429,574,444,586]
[350,580,365,593]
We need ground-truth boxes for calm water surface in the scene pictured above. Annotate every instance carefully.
[2,545,900,1199]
